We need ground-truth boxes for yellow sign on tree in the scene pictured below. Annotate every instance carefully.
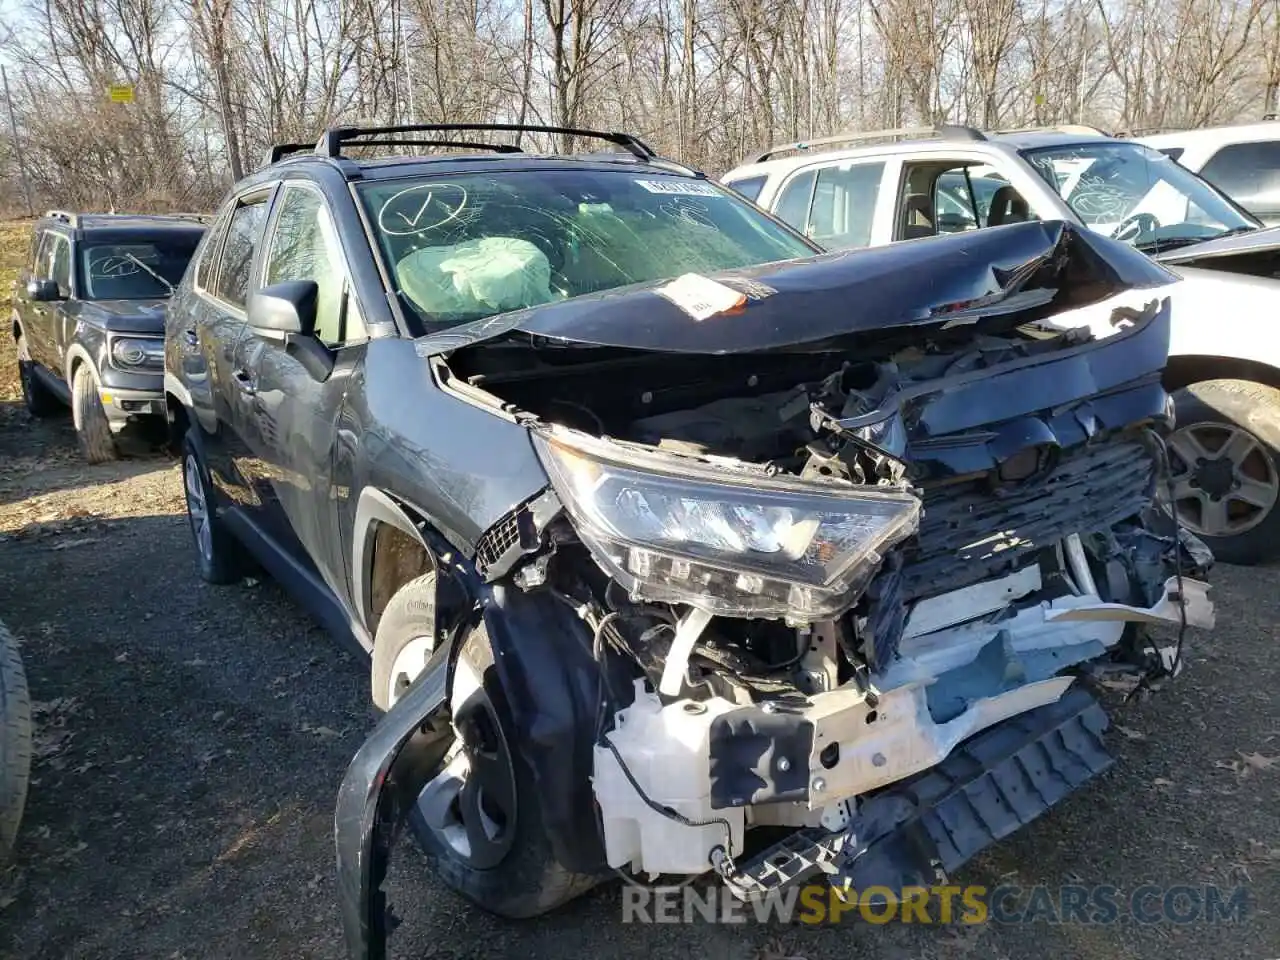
[108,83,134,104]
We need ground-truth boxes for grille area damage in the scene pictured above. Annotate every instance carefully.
[336,224,1218,958]
[440,222,1213,889]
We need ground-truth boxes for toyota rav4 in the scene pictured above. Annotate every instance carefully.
[160,123,1215,960]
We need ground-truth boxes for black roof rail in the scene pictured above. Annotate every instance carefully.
[43,209,78,226]
[336,137,524,155]
[749,124,985,163]
[315,123,657,161]
[264,142,315,166]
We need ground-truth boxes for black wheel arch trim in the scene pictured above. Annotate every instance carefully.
[478,582,614,875]
[1163,353,1280,394]
[335,581,617,959]
[354,488,431,637]
[353,487,462,639]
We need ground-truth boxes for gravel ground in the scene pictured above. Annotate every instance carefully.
[0,354,1277,959]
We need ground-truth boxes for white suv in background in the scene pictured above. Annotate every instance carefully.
[1136,121,1280,227]
[721,125,1280,566]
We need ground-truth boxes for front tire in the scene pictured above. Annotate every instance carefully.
[15,333,60,418]
[1165,379,1280,565]
[374,576,599,918]
[181,430,248,584]
[70,363,118,463]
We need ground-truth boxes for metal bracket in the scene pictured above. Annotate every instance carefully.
[1044,575,1214,630]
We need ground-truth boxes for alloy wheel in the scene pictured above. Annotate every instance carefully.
[1165,422,1280,538]
[415,702,518,869]
[393,644,519,871]
[183,454,213,563]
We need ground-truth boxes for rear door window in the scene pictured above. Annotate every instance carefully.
[194,204,234,291]
[211,195,270,309]
[31,231,56,279]
[804,162,885,249]
[772,170,817,233]
[1199,141,1280,217]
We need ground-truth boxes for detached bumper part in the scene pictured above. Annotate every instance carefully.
[718,687,1113,901]
[1044,575,1214,630]
[335,645,454,960]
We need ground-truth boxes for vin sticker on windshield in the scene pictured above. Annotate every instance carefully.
[654,273,748,320]
[634,179,723,197]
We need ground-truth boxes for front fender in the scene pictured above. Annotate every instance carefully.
[63,342,96,384]
[1057,269,1280,371]
[164,370,193,409]
[1164,268,1280,368]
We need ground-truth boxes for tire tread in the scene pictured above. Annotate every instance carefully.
[0,619,32,862]
[71,364,118,464]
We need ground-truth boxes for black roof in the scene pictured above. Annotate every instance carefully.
[40,210,209,236]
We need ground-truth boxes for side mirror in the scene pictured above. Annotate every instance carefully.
[26,278,61,301]
[247,280,318,339]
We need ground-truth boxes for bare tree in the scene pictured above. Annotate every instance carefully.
[5,0,1280,216]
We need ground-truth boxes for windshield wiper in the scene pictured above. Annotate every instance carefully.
[1135,225,1260,253]
[1212,226,1259,239]
[123,253,175,295]
[1133,237,1200,253]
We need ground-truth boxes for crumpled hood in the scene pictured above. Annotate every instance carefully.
[1153,225,1280,265]
[79,299,168,335]
[416,221,1178,357]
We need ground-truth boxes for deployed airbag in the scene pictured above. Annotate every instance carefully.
[398,237,555,315]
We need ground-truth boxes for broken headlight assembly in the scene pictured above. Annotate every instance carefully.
[532,427,921,619]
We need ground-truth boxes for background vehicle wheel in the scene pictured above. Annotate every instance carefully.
[182,430,248,584]
[70,364,118,463]
[1164,379,1280,565]
[375,576,599,918]
[15,334,60,418]
[0,618,32,864]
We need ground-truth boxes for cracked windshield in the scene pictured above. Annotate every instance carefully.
[358,171,814,328]
[1022,141,1257,252]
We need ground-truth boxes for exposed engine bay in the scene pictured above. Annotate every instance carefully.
[335,222,1223,960]
[446,281,1214,891]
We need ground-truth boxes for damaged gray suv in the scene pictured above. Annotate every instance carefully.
[160,123,1216,960]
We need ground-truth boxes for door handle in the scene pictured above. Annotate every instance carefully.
[231,367,257,396]
[183,328,198,347]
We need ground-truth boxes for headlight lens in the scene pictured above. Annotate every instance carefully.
[110,337,164,369]
[533,428,921,620]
